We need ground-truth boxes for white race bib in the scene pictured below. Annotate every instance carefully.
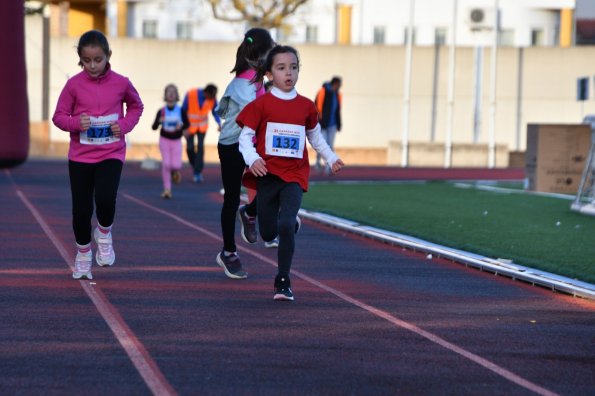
[80,113,120,145]
[265,122,305,159]
[162,114,180,133]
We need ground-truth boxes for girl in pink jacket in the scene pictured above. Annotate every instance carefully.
[52,30,143,280]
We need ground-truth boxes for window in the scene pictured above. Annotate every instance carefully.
[498,29,514,46]
[373,26,385,44]
[404,27,416,45]
[142,20,158,39]
[306,25,318,43]
[531,29,544,46]
[435,27,447,46]
[177,22,192,40]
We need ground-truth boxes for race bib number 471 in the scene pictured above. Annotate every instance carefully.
[265,122,305,159]
[80,113,120,145]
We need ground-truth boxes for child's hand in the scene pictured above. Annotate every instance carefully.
[80,113,91,130]
[111,122,121,139]
[249,158,267,177]
[331,158,344,174]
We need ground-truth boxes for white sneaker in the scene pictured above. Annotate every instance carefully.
[94,228,115,266]
[263,217,300,249]
[264,237,279,248]
[73,251,93,280]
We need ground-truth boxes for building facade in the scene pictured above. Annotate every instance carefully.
[38,0,582,48]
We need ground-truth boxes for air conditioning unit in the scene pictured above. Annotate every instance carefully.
[468,7,497,31]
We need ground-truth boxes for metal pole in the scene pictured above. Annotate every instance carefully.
[445,0,457,168]
[430,42,440,142]
[401,0,414,167]
[487,0,499,168]
[472,45,483,144]
[42,6,50,121]
[515,47,524,151]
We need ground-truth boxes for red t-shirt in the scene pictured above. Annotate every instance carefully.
[237,92,319,191]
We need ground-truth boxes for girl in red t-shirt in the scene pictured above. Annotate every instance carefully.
[238,45,344,301]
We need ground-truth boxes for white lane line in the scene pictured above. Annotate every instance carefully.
[16,189,178,396]
[124,192,558,396]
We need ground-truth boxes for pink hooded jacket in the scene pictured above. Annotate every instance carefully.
[52,64,144,163]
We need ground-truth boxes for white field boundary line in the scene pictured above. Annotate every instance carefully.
[298,209,595,301]
[453,182,576,200]
[15,189,177,396]
[123,192,558,396]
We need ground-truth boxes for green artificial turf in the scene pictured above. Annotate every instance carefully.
[302,181,595,284]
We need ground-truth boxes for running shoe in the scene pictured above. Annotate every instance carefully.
[238,205,258,244]
[73,251,93,280]
[274,274,294,301]
[161,189,172,199]
[264,237,279,248]
[216,251,248,279]
[264,216,299,248]
[171,170,181,184]
[94,228,115,267]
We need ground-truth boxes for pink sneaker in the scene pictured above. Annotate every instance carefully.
[94,228,115,266]
[73,251,93,280]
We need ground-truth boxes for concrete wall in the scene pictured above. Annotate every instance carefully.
[25,15,595,167]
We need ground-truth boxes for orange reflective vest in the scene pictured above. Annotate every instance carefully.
[186,89,216,135]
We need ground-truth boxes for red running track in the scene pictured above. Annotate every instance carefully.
[0,160,592,396]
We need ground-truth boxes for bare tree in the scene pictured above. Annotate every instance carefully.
[206,0,310,29]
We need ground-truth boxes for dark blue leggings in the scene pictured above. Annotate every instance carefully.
[68,159,123,245]
[257,174,302,277]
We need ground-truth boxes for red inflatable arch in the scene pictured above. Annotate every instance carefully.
[0,0,29,168]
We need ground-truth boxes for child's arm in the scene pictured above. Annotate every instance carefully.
[52,83,85,133]
[117,80,144,134]
[211,100,222,130]
[306,123,343,173]
[239,126,267,176]
[151,109,162,130]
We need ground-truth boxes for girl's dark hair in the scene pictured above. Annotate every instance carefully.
[76,30,111,67]
[163,83,180,102]
[252,45,300,86]
[231,28,275,75]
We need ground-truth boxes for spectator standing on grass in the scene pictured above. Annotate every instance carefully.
[52,30,143,280]
[182,84,221,183]
[214,28,275,280]
[238,45,344,301]
[314,76,342,173]
[152,83,187,199]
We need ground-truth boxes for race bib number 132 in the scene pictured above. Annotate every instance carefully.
[265,122,305,159]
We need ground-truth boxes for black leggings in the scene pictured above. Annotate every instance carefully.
[217,143,257,253]
[257,174,302,277]
[68,159,123,245]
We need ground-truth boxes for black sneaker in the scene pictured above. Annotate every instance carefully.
[274,275,294,301]
[238,205,258,244]
[216,251,248,279]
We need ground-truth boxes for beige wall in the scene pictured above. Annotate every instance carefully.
[25,15,595,167]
